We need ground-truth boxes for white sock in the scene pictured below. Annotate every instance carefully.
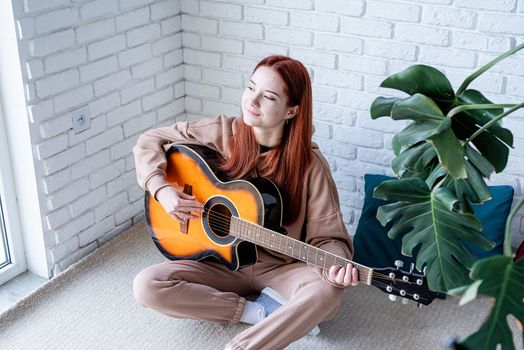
[239,301,265,325]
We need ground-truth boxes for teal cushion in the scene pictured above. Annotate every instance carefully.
[352,174,514,268]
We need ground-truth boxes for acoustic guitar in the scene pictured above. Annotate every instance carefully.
[144,144,438,306]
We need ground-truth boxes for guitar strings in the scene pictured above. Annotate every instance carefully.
[185,208,424,286]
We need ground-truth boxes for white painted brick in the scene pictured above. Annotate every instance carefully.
[80,0,118,20]
[128,184,144,202]
[70,186,106,217]
[202,100,240,116]
[507,76,524,97]
[183,32,201,48]
[338,91,377,111]
[314,104,356,125]
[245,6,288,25]
[53,85,94,113]
[40,114,72,139]
[45,206,70,230]
[156,65,185,88]
[16,17,35,39]
[200,1,241,20]
[164,50,183,69]
[89,160,125,190]
[142,87,173,111]
[25,60,44,80]
[54,211,94,244]
[290,48,336,69]
[93,70,132,96]
[79,216,115,247]
[312,86,337,104]
[422,6,477,29]
[186,81,220,99]
[341,17,392,38]
[203,69,243,88]
[220,21,263,39]
[161,16,182,35]
[107,100,142,128]
[266,0,313,10]
[111,134,140,160]
[76,18,115,44]
[357,110,407,133]
[266,27,312,46]
[35,69,79,99]
[115,199,142,225]
[367,1,421,22]
[71,149,110,180]
[395,24,450,46]
[27,99,54,123]
[157,98,185,121]
[453,32,512,53]
[152,33,182,55]
[23,0,70,13]
[56,241,97,271]
[35,8,78,34]
[446,69,504,95]
[478,54,524,77]
[51,237,79,263]
[43,167,71,195]
[106,171,136,197]
[119,44,153,68]
[151,0,181,21]
[322,142,357,161]
[339,54,388,75]
[121,78,155,104]
[42,143,85,176]
[181,15,218,34]
[365,40,417,61]
[29,29,74,57]
[120,0,154,10]
[420,46,476,68]
[86,127,123,155]
[115,7,150,32]
[45,48,87,74]
[185,65,202,80]
[201,35,243,54]
[314,68,363,90]
[313,121,332,139]
[94,192,127,222]
[127,24,161,47]
[455,0,517,12]
[87,35,126,61]
[290,12,338,32]
[224,55,258,72]
[89,92,120,118]
[174,81,185,98]
[183,49,221,67]
[314,34,363,54]
[480,14,524,35]
[79,56,118,83]
[36,134,69,160]
[315,0,364,16]
[245,41,288,58]
[336,158,387,178]
[47,178,90,211]
[222,86,243,103]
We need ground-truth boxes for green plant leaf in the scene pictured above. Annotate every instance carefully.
[427,118,467,179]
[391,141,437,177]
[381,65,455,107]
[458,256,524,350]
[390,93,445,122]
[395,121,441,151]
[370,97,402,119]
[374,178,496,292]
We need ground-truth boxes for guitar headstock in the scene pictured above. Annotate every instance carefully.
[371,260,438,306]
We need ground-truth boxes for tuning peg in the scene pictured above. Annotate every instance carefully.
[401,298,409,305]
[416,278,423,285]
[417,302,423,309]
[399,289,406,296]
[388,294,397,302]
[413,293,420,301]
[394,260,404,269]
[402,276,409,282]
[410,263,415,273]
[386,285,393,293]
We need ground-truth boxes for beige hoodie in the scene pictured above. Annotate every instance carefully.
[133,115,354,286]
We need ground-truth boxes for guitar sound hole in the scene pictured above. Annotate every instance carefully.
[208,203,232,238]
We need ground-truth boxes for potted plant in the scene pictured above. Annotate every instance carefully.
[369,42,524,349]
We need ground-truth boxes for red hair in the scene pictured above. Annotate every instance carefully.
[220,55,313,224]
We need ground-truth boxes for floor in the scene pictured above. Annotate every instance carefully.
[0,271,47,313]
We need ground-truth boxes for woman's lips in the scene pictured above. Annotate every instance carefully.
[246,107,261,116]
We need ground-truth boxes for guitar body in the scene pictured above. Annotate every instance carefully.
[145,144,283,271]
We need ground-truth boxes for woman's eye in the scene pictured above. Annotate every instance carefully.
[247,86,254,91]
[264,96,275,101]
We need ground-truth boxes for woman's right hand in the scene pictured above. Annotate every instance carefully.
[156,186,204,223]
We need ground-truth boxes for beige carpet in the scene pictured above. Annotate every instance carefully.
[0,220,521,350]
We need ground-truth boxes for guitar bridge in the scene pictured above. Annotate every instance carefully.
[180,184,192,234]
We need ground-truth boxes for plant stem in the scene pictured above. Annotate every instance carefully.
[456,42,524,96]
[447,104,516,118]
[504,198,524,256]
[464,101,524,147]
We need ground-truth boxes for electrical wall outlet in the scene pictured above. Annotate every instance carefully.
[71,105,90,134]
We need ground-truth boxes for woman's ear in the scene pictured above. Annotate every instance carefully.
[286,106,299,119]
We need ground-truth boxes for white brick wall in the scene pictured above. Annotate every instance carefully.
[9,0,524,277]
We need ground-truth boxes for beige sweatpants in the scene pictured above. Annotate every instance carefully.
[133,250,345,350]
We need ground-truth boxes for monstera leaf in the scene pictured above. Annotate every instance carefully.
[451,256,524,349]
[373,177,496,292]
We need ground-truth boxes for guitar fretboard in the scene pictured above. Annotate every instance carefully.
[229,216,372,285]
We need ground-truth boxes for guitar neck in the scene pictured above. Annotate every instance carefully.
[229,216,373,285]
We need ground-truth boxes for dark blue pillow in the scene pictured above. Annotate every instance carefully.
[352,174,514,268]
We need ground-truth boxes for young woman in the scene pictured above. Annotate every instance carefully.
[132,55,358,350]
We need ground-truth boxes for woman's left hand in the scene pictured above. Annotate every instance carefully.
[327,263,359,287]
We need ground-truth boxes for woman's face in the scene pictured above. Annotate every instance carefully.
[241,66,297,131]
